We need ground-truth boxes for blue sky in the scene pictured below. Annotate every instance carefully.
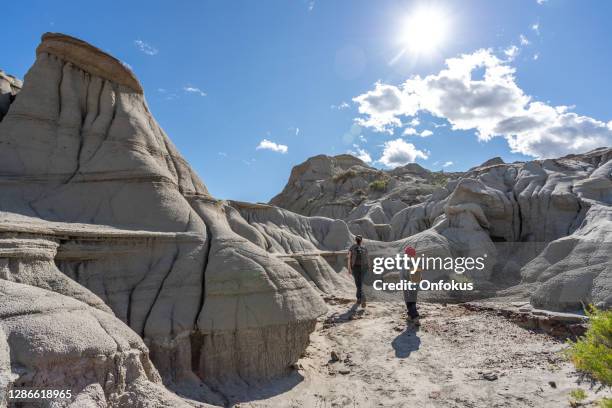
[4,0,612,202]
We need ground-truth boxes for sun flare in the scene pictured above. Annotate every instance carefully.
[401,6,450,55]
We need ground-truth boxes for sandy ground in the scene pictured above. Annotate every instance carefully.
[215,297,610,408]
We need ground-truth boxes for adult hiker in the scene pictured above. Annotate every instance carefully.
[400,246,421,325]
[347,235,368,307]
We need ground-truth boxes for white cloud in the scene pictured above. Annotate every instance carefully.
[533,53,540,61]
[183,86,207,97]
[353,82,418,133]
[331,101,350,110]
[520,34,530,46]
[504,45,519,60]
[442,161,454,167]
[410,118,420,126]
[218,152,228,157]
[403,127,418,136]
[134,40,158,56]
[536,0,547,4]
[348,147,372,163]
[342,123,365,144]
[378,139,428,167]
[256,139,288,154]
[420,129,433,137]
[531,23,540,35]
[308,0,315,11]
[353,48,612,158]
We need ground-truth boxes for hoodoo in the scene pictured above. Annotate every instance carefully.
[0,33,326,404]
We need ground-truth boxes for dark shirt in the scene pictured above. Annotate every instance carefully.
[349,244,369,269]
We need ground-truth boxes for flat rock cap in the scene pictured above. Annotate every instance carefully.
[36,32,143,93]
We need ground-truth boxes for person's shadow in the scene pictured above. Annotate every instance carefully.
[392,327,421,358]
[324,303,362,325]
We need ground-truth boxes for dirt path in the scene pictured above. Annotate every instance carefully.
[220,299,608,407]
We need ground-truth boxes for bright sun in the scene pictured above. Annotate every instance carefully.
[401,6,450,55]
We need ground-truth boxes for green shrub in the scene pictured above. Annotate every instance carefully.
[369,179,388,192]
[565,307,612,387]
[570,388,587,403]
[599,398,612,408]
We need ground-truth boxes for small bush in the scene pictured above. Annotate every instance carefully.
[565,307,612,387]
[369,179,388,192]
[570,388,587,403]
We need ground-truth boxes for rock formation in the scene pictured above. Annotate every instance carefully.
[0,33,327,405]
[1,279,193,407]
[273,149,612,311]
[0,70,21,122]
[269,154,462,226]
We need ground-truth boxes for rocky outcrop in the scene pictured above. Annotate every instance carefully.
[0,32,327,405]
[226,201,354,295]
[270,147,611,312]
[386,148,612,311]
[523,204,612,310]
[269,154,461,225]
[468,156,505,171]
[0,70,21,122]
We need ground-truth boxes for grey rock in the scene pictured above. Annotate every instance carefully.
[0,32,328,405]
[270,154,461,220]
[0,70,21,122]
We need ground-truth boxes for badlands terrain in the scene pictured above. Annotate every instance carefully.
[0,33,610,407]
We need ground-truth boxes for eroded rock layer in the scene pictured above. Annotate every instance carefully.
[271,148,612,311]
[0,33,327,406]
[269,154,462,224]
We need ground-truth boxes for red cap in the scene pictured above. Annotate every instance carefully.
[404,246,416,257]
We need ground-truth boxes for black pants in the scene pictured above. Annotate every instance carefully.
[406,301,419,319]
[352,267,366,301]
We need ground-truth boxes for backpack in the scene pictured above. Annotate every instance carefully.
[351,245,367,268]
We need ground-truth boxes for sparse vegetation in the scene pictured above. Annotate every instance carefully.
[332,169,357,183]
[599,398,612,408]
[569,388,587,406]
[431,172,449,187]
[564,306,612,407]
[369,178,388,192]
